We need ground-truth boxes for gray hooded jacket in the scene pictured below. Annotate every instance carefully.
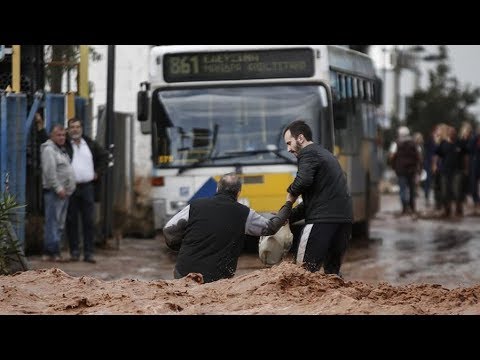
[41,139,76,195]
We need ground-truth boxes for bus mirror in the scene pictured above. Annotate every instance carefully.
[137,90,149,122]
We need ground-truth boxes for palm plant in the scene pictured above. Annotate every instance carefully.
[0,192,26,274]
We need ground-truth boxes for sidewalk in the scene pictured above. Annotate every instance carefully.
[26,236,175,281]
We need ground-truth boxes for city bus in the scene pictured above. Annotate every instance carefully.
[137,45,382,242]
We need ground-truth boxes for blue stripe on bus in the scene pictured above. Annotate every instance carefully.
[189,177,217,203]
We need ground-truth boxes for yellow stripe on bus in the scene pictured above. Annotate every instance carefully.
[334,145,347,172]
[214,173,295,212]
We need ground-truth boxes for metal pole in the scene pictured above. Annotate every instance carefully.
[393,46,401,121]
[12,45,21,93]
[78,45,89,99]
[414,68,421,91]
[382,47,388,108]
[102,45,115,244]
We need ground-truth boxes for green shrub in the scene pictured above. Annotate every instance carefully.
[0,192,25,274]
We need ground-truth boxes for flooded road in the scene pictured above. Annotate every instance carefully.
[341,194,480,288]
[27,194,480,289]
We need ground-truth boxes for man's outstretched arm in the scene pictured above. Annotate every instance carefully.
[245,201,293,237]
[163,205,190,251]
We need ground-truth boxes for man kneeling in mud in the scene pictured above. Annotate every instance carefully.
[163,172,293,283]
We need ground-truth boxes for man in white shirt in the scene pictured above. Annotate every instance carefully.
[65,118,108,263]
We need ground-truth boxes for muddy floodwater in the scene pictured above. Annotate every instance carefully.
[342,194,480,289]
[23,194,480,290]
[2,194,479,314]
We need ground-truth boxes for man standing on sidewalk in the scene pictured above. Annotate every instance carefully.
[65,118,108,263]
[41,125,76,261]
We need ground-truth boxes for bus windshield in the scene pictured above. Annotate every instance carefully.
[153,85,329,167]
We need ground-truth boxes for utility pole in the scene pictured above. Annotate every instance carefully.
[392,45,427,122]
[381,47,391,128]
[102,45,115,245]
[392,46,403,122]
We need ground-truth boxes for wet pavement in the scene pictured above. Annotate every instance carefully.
[341,194,480,289]
[26,194,480,289]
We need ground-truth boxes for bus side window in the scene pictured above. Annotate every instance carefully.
[357,79,364,100]
[363,81,370,101]
[338,74,346,99]
[346,76,355,112]
[345,76,352,99]
[330,70,339,100]
[334,74,348,130]
[352,77,358,98]
[373,77,383,106]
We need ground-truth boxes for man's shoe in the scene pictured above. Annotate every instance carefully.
[84,258,97,264]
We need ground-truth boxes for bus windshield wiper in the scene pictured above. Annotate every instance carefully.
[223,149,296,164]
[177,148,295,175]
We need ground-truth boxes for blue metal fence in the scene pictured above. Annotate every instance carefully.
[0,93,28,247]
[44,93,65,132]
[1,92,91,251]
[75,97,91,137]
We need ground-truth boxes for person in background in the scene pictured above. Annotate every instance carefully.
[34,111,49,144]
[26,110,49,216]
[471,124,480,215]
[40,124,76,262]
[388,126,421,217]
[431,123,448,216]
[65,118,108,264]
[435,125,467,217]
[459,122,480,214]
[283,119,352,276]
[163,172,293,283]
[422,126,438,208]
[413,132,426,203]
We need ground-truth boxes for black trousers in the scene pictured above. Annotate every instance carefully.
[66,182,95,260]
[296,222,351,275]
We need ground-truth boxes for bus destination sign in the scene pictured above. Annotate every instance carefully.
[164,48,314,83]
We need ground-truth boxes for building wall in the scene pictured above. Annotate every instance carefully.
[89,45,152,178]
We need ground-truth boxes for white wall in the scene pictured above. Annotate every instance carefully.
[89,45,152,178]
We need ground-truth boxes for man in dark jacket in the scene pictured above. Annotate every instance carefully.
[388,126,421,216]
[283,120,352,275]
[163,172,293,283]
[65,118,108,263]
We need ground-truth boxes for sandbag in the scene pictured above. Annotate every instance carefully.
[258,223,293,266]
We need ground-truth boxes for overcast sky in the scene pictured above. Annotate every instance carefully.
[370,45,480,122]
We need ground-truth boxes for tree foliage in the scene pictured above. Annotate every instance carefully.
[404,45,480,139]
[45,45,103,94]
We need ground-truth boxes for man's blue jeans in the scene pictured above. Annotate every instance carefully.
[43,190,69,256]
[398,175,416,212]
